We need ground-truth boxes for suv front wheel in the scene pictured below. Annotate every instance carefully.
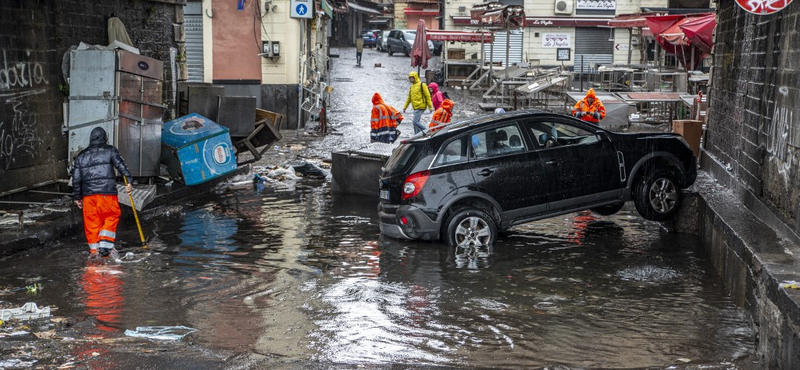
[444,207,497,247]
[634,169,682,221]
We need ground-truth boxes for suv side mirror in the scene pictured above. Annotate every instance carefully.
[596,130,611,142]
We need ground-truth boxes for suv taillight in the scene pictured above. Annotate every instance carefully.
[402,170,429,200]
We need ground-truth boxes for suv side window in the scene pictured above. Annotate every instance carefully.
[433,137,468,167]
[525,120,598,149]
[470,123,525,159]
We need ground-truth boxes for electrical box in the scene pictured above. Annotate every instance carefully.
[261,41,280,58]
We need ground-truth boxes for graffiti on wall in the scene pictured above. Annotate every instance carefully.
[0,49,47,170]
[0,49,49,90]
[768,87,797,186]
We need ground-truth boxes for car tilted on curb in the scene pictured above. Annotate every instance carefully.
[378,110,697,247]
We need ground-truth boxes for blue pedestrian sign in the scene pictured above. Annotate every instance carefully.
[290,0,313,18]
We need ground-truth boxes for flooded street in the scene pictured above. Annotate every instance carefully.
[0,48,755,369]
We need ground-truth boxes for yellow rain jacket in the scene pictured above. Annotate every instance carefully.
[403,71,433,111]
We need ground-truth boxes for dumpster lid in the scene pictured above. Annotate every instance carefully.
[162,113,230,149]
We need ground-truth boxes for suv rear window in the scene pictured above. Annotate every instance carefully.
[384,143,421,176]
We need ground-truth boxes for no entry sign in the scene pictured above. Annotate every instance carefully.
[735,0,793,15]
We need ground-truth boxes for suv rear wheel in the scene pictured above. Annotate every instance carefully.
[634,169,681,221]
[444,207,497,247]
[388,46,394,56]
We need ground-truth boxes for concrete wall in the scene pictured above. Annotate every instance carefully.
[0,0,184,195]
[705,1,800,235]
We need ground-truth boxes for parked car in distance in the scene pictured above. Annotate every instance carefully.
[386,29,438,56]
[386,29,415,56]
[360,29,379,48]
[378,110,698,247]
[377,30,390,52]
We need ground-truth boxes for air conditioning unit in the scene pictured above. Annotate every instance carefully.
[554,0,572,15]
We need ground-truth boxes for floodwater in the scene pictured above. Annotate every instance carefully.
[0,48,754,369]
[0,179,755,369]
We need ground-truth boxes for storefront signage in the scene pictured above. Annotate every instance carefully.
[543,33,570,48]
[576,0,616,10]
[735,0,793,15]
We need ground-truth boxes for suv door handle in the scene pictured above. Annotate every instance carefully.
[545,160,559,166]
[477,168,494,176]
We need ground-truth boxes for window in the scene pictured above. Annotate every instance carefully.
[525,121,598,149]
[470,123,525,159]
[433,138,468,167]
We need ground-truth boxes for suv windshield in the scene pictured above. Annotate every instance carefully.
[384,143,420,176]
[402,31,416,41]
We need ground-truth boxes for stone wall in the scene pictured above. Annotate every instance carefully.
[705,1,800,234]
[0,0,184,194]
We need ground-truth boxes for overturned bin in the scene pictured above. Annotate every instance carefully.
[161,113,237,185]
[331,142,397,196]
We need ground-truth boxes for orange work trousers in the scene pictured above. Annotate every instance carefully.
[82,194,121,253]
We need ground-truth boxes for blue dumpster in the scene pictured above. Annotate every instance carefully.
[161,113,237,185]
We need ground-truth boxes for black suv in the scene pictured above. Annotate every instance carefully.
[378,110,697,247]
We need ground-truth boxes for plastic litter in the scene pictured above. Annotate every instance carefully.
[124,326,197,341]
[291,161,328,178]
[114,252,150,264]
[0,359,37,369]
[780,280,800,289]
[0,302,51,321]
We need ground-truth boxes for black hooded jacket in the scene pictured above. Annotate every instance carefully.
[72,127,132,199]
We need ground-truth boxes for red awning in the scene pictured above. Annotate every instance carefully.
[426,30,494,42]
[404,8,440,16]
[453,15,605,27]
[607,12,666,28]
[645,13,716,70]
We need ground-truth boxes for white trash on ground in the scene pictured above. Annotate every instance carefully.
[124,326,197,341]
[0,302,51,321]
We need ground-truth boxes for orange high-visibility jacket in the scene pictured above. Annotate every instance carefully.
[571,88,606,124]
[371,93,401,143]
[428,99,454,132]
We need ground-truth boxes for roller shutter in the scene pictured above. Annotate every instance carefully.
[574,27,613,73]
[483,30,524,66]
[185,2,204,82]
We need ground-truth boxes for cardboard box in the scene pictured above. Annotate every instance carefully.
[672,119,703,157]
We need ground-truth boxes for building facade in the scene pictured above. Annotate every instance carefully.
[441,0,713,69]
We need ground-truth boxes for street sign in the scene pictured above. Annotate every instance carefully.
[290,0,313,18]
[735,0,793,15]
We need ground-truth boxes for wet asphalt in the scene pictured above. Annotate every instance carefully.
[0,48,757,370]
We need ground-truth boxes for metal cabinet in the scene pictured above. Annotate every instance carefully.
[67,48,164,177]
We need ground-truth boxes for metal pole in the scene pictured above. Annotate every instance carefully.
[505,25,510,79]
[298,18,304,131]
[627,29,633,65]
[580,55,584,91]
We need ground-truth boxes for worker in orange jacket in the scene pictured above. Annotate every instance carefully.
[72,127,132,257]
[370,92,402,143]
[428,99,454,132]
[571,88,606,125]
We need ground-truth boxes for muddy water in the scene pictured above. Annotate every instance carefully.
[0,179,755,369]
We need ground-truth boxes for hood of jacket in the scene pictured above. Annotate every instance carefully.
[586,88,597,99]
[408,71,421,84]
[372,92,385,105]
[441,99,454,112]
[428,82,439,93]
[90,127,108,146]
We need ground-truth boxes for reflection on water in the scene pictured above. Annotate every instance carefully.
[0,184,755,369]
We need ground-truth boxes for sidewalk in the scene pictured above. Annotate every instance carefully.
[679,167,800,369]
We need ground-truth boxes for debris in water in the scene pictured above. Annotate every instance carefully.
[124,326,197,341]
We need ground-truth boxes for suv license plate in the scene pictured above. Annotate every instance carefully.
[380,190,389,200]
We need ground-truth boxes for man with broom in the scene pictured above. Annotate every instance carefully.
[72,127,133,258]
